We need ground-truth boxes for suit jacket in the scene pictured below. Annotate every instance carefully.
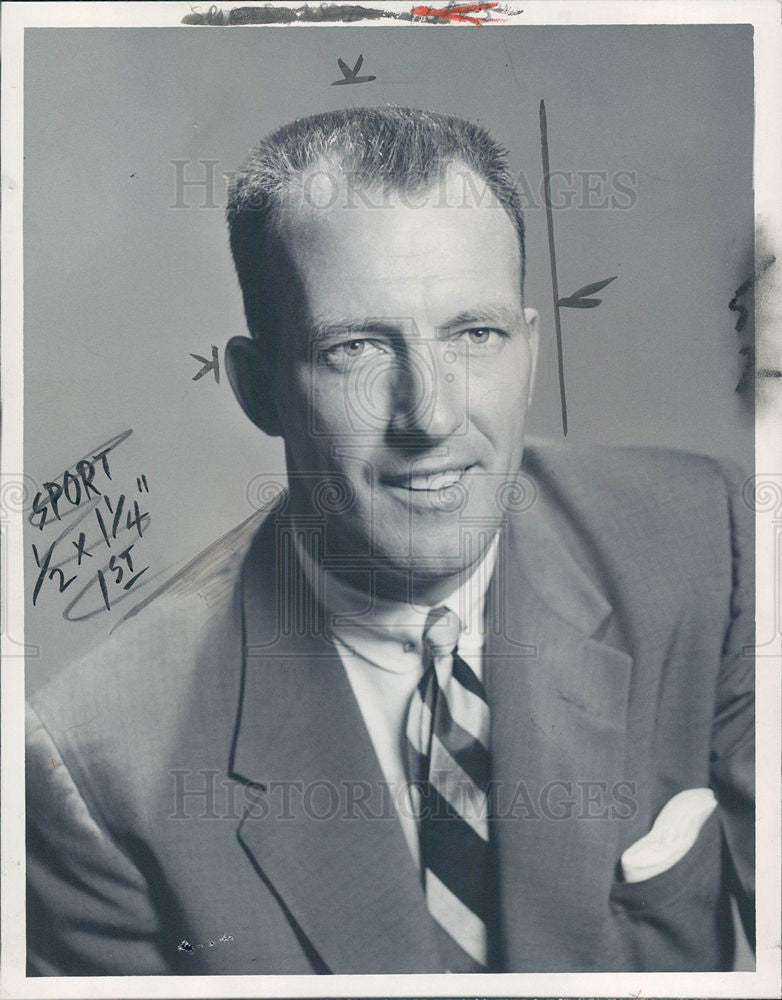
[26,440,755,975]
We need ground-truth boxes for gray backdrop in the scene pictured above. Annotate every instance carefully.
[24,24,754,690]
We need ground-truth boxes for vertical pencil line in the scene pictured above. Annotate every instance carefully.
[539,100,568,436]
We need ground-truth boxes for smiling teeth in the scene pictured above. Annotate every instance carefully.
[408,469,463,490]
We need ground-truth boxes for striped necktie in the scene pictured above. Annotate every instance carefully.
[405,605,493,972]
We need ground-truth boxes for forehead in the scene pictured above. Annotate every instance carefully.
[274,165,522,328]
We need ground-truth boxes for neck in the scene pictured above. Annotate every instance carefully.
[333,563,469,607]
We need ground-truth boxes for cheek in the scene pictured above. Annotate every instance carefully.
[281,371,376,454]
[271,364,322,461]
[307,377,351,437]
[313,363,398,436]
[469,346,532,435]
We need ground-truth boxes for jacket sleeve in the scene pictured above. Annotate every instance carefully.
[709,459,755,950]
[26,705,171,976]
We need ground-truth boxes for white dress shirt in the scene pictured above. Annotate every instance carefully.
[294,534,499,867]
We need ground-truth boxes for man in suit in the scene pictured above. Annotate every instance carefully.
[26,106,754,975]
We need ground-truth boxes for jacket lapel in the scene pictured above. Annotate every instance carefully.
[229,516,441,973]
[486,494,633,971]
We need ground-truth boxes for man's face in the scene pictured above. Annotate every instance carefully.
[266,166,538,585]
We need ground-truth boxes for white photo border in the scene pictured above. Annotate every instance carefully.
[2,2,780,998]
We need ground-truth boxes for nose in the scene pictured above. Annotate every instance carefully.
[388,341,465,441]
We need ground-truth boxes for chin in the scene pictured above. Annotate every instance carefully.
[382,517,493,578]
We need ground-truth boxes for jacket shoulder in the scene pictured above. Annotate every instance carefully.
[523,438,750,537]
[522,437,751,596]
[27,509,264,762]
[523,437,747,496]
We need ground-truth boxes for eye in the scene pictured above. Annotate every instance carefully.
[318,338,387,370]
[459,328,505,348]
[467,329,491,344]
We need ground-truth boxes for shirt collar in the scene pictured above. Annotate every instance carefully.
[293,530,500,674]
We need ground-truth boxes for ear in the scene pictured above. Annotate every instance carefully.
[522,307,540,403]
[225,335,283,438]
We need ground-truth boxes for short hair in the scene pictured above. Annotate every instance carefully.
[226,106,526,344]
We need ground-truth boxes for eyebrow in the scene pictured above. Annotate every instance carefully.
[439,305,522,329]
[309,318,400,341]
[309,305,522,341]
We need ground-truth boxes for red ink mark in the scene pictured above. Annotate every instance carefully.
[410,2,501,26]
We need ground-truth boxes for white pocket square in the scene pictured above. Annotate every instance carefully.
[620,787,717,883]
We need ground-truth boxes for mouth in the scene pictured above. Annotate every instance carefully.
[382,464,474,492]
